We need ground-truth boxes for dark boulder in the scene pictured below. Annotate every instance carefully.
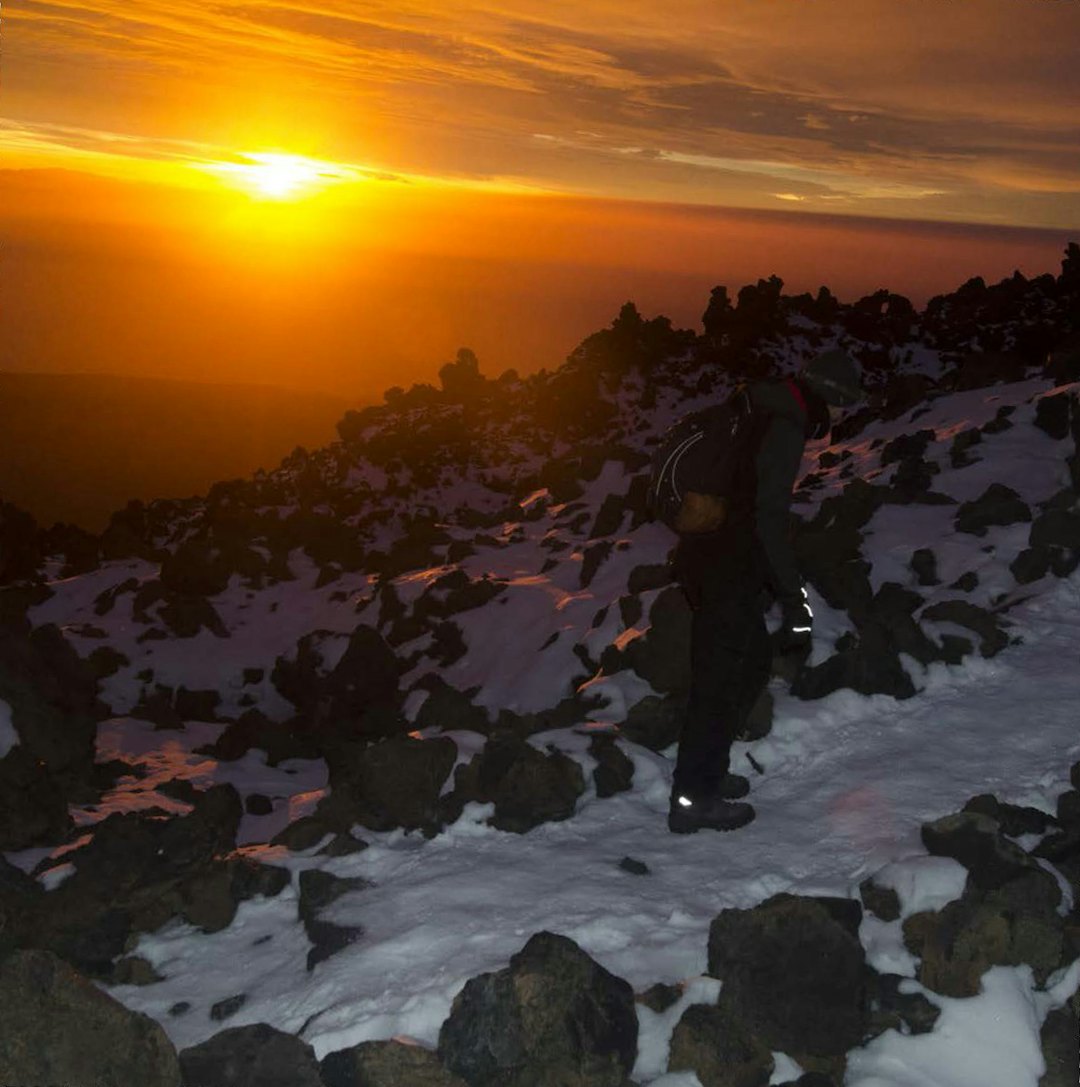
[1034,392,1074,440]
[618,694,684,752]
[920,811,1051,892]
[22,785,261,976]
[0,948,181,1087]
[950,350,1028,391]
[320,734,458,834]
[160,539,233,597]
[1044,329,1080,384]
[954,484,1031,536]
[903,885,1066,998]
[0,620,102,782]
[880,430,935,467]
[1030,509,1080,550]
[858,877,901,923]
[414,674,492,734]
[321,1040,469,1087]
[178,1023,323,1087]
[298,868,368,971]
[981,405,1016,435]
[627,563,675,594]
[919,600,1009,657]
[0,746,73,850]
[867,973,940,1037]
[615,586,691,694]
[638,982,682,1013]
[588,494,626,539]
[210,994,248,1022]
[272,623,403,741]
[910,548,940,586]
[903,811,1068,996]
[438,931,638,1087]
[1039,1004,1080,1087]
[194,710,321,766]
[1011,548,1051,584]
[589,733,634,798]
[450,734,585,834]
[707,895,869,1065]
[950,429,982,468]
[667,1001,774,1087]
[961,794,1057,837]
[0,502,42,585]
[791,621,917,701]
[580,540,614,589]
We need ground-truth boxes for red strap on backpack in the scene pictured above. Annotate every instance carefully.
[786,377,807,414]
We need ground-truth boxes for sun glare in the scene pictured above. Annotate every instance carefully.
[197,151,358,200]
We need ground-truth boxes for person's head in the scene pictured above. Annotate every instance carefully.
[801,350,863,420]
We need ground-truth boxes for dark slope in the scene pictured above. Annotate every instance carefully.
[0,373,354,532]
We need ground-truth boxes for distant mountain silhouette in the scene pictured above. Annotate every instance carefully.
[0,372,356,532]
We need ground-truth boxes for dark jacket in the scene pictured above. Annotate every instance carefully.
[675,378,825,605]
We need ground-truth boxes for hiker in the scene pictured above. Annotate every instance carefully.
[667,349,863,834]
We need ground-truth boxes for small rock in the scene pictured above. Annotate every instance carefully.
[211,993,248,1022]
[112,955,163,986]
[910,548,939,586]
[317,833,370,857]
[271,816,333,852]
[244,793,274,816]
[619,856,650,876]
[638,981,682,1013]
[859,877,901,923]
[868,973,940,1036]
[950,571,979,592]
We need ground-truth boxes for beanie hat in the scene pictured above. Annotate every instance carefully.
[802,349,862,407]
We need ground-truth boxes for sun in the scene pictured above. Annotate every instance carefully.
[196,151,357,200]
[243,153,324,198]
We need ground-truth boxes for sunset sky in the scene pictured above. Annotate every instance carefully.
[4,0,1080,395]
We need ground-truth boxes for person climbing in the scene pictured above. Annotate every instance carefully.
[667,349,863,834]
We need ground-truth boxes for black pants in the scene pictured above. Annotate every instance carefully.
[672,536,771,801]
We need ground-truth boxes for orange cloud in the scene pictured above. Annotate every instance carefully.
[4,1,1080,228]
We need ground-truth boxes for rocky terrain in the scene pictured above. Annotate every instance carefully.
[2,244,1080,1086]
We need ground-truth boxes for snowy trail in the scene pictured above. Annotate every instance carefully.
[105,569,1080,1081]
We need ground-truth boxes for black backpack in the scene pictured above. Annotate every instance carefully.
[646,386,757,533]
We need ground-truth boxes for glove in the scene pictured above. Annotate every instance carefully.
[776,586,813,654]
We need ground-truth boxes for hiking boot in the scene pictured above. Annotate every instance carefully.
[716,772,750,799]
[668,793,756,834]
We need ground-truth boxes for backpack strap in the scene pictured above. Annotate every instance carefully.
[786,377,807,415]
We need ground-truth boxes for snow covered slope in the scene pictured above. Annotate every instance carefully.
[3,253,1080,1086]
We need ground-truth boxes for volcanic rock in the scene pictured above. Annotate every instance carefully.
[438,931,637,1087]
[0,948,181,1087]
[321,1040,469,1087]
[179,1023,323,1087]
